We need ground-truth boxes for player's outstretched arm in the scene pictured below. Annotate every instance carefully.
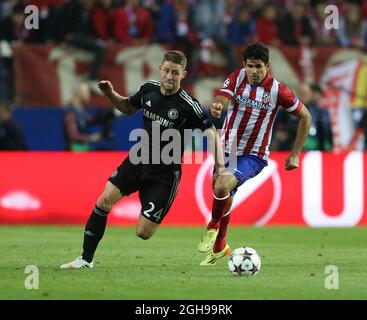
[98,80,138,115]
[285,104,312,170]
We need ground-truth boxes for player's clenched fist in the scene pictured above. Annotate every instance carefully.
[210,102,223,118]
[285,154,299,170]
[98,80,113,96]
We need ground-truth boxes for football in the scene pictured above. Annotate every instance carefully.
[228,247,261,276]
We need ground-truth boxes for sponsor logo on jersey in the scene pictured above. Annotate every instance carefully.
[236,95,272,110]
[143,110,174,128]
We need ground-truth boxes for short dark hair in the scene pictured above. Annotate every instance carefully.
[162,50,187,70]
[243,42,270,64]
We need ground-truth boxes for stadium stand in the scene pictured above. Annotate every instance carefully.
[1,0,367,151]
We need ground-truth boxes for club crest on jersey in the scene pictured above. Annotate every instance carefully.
[168,108,178,120]
[262,93,271,104]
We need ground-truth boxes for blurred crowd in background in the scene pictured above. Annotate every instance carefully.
[0,0,366,152]
[2,0,367,50]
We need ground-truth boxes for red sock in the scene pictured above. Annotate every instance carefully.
[207,194,230,230]
[213,212,230,253]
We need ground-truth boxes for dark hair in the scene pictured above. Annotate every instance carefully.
[243,42,270,64]
[162,50,187,70]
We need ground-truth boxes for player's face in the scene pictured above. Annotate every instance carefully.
[244,59,270,84]
[159,61,187,95]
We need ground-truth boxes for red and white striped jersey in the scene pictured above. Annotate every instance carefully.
[219,69,302,160]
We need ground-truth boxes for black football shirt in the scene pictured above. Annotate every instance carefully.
[128,80,213,170]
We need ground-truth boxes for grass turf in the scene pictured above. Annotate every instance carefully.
[0,226,366,300]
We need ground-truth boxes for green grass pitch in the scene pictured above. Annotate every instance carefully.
[0,226,366,300]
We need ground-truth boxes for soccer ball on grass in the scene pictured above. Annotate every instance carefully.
[228,247,261,276]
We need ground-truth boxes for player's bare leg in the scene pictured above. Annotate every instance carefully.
[96,181,125,211]
[197,174,238,253]
[136,214,160,240]
[61,181,124,268]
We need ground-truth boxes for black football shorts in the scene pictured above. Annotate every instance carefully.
[108,157,181,224]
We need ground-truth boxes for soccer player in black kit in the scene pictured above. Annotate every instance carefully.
[61,50,222,268]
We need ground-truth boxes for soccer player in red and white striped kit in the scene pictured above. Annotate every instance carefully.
[198,42,312,265]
